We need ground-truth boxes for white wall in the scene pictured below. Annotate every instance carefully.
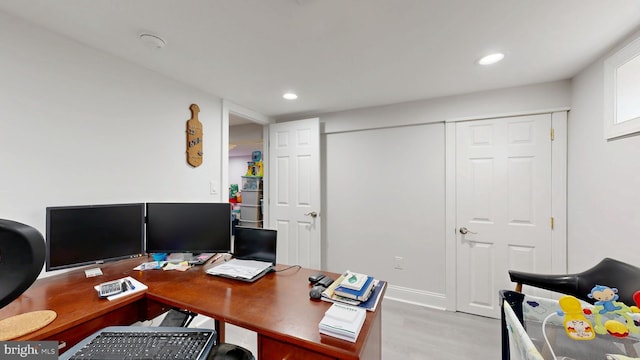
[568,30,640,272]
[325,123,446,303]
[0,12,224,276]
[319,81,571,307]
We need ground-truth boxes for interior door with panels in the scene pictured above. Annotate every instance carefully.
[455,114,553,318]
[268,118,321,269]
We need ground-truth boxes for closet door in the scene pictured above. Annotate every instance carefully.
[455,114,553,318]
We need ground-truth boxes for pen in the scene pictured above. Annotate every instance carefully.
[124,279,135,290]
[210,254,223,263]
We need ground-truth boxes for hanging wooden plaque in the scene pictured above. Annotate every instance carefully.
[186,103,203,167]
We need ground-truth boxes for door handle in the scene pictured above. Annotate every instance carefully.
[459,227,477,235]
[304,211,318,218]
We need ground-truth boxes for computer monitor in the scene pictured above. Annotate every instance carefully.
[145,202,231,255]
[46,203,145,271]
[233,227,277,265]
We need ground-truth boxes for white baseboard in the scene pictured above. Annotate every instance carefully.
[383,284,448,310]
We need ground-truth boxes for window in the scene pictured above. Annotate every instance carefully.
[604,36,640,140]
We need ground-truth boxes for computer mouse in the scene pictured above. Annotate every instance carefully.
[309,285,325,300]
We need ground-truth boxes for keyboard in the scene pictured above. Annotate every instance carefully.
[60,326,216,360]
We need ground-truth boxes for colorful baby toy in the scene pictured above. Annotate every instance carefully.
[557,285,640,340]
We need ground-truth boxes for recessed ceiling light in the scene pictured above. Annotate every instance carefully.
[139,33,166,49]
[283,93,298,100]
[478,53,505,65]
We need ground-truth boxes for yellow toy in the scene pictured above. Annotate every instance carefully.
[254,161,263,177]
[558,295,595,340]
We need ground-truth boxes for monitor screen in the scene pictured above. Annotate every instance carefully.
[46,203,145,271]
[233,227,277,264]
[145,202,231,254]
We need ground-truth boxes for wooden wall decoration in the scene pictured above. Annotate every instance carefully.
[186,103,203,167]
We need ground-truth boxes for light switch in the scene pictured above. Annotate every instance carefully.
[210,181,218,195]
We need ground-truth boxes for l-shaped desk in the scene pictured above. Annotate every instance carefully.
[0,257,384,360]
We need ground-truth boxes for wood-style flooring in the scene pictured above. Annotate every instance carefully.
[225,298,502,359]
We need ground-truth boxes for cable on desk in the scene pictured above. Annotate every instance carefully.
[274,265,301,273]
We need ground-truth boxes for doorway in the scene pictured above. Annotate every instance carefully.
[221,100,271,227]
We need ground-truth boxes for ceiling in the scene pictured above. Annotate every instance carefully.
[1,1,640,120]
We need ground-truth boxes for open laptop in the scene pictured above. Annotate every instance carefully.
[206,227,277,282]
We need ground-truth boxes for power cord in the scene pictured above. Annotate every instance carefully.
[274,265,301,273]
[542,312,559,360]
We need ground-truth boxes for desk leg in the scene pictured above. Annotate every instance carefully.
[215,319,226,344]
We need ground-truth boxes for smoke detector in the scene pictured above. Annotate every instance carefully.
[139,33,166,49]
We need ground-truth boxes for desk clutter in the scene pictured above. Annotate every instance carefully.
[135,260,192,271]
[309,270,386,311]
[311,270,386,342]
[94,276,147,301]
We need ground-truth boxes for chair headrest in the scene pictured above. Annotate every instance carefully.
[0,219,45,309]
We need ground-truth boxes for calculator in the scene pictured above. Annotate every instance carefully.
[98,280,124,298]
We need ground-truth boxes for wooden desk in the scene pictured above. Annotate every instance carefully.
[0,258,384,360]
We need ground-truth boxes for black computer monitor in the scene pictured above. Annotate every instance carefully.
[145,202,231,254]
[233,227,277,264]
[46,203,145,271]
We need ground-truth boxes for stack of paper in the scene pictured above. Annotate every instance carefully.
[318,303,366,343]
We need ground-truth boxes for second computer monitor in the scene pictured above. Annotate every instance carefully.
[145,202,231,254]
[233,227,277,265]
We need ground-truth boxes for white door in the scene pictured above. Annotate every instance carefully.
[455,114,553,318]
[268,118,321,269]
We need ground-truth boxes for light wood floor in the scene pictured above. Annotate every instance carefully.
[225,298,502,359]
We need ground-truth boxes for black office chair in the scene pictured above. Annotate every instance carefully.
[0,219,57,341]
[509,257,640,306]
[0,219,46,309]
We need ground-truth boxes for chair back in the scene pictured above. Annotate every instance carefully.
[0,219,46,309]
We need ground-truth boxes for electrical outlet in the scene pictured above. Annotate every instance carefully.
[394,256,404,270]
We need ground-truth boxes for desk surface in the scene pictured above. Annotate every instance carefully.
[0,257,384,360]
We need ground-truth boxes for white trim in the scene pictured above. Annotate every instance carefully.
[444,121,457,311]
[446,107,570,123]
[551,111,568,273]
[223,99,271,125]
[384,284,448,310]
[221,100,272,209]
[604,35,640,140]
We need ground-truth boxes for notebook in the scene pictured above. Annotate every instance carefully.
[206,227,277,282]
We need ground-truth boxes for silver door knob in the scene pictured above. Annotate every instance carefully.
[459,227,477,235]
[304,211,318,218]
